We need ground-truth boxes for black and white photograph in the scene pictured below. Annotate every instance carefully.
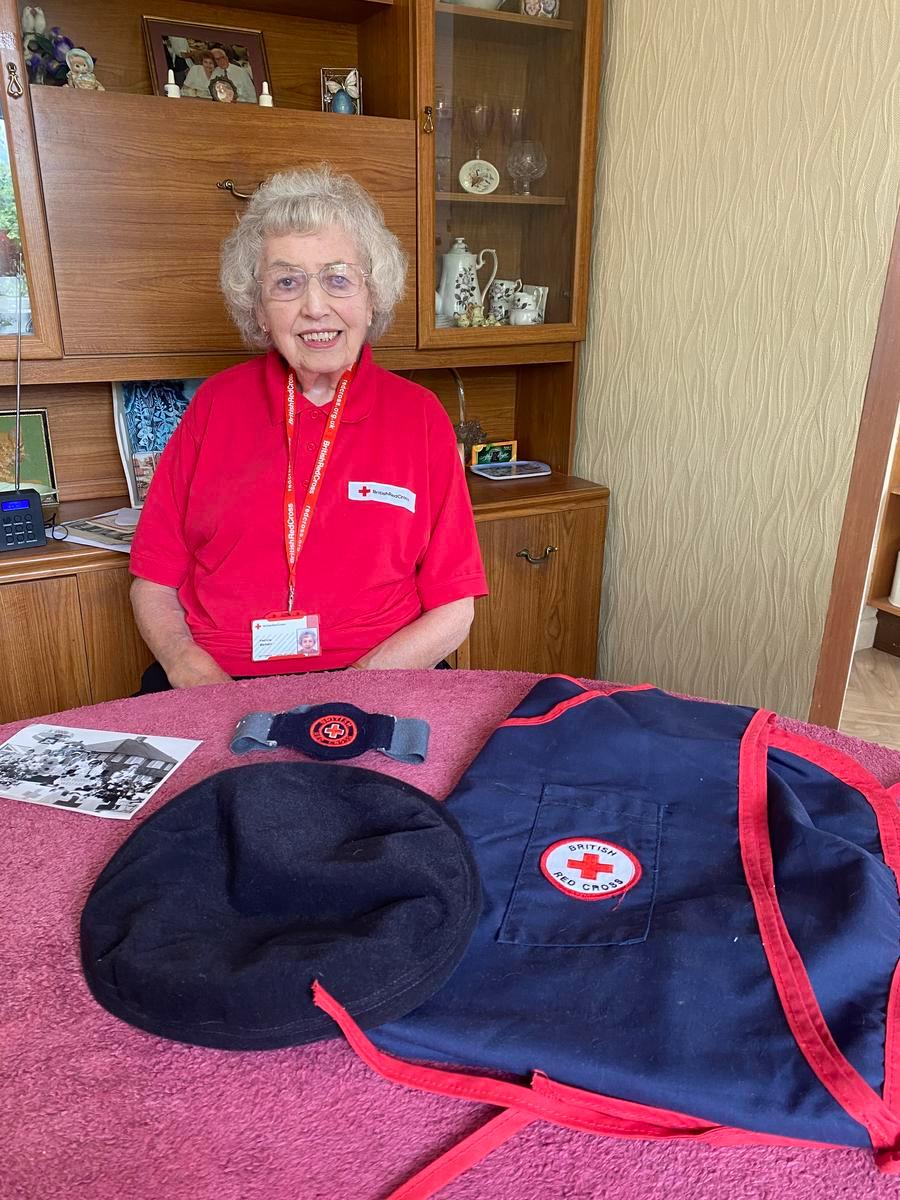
[0,724,201,820]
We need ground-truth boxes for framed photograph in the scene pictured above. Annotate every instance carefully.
[320,67,363,115]
[471,439,517,467]
[113,379,203,507]
[0,409,57,509]
[142,17,270,103]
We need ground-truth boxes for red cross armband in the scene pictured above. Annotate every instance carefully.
[230,703,430,764]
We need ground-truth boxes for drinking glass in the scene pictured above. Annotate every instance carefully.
[500,104,527,144]
[460,98,495,160]
[506,140,548,195]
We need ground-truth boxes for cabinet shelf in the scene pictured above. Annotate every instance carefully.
[870,597,900,617]
[436,191,566,205]
[207,0,393,21]
[435,3,574,31]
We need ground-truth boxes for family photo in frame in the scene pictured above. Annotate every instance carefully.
[142,17,270,103]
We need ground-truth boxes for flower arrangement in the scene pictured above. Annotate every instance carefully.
[21,9,94,85]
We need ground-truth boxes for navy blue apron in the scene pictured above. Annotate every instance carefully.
[315,676,900,1195]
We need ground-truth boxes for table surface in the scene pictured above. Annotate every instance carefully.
[2,669,899,1200]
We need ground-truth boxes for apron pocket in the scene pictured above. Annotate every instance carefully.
[497,784,663,947]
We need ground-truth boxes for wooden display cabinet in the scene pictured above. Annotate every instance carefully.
[418,0,603,346]
[0,0,610,722]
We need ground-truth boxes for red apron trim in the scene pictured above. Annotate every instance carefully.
[312,982,848,1199]
[501,683,656,728]
[384,1108,536,1200]
[768,726,900,1114]
[738,711,900,1166]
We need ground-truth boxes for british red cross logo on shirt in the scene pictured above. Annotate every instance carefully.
[540,838,641,902]
[310,715,358,748]
[358,486,371,497]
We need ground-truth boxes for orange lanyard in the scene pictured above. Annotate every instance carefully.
[283,363,356,613]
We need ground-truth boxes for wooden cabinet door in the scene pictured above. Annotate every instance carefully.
[30,90,416,355]
[468,504,605,675]
[78,566,152,704]
[0,575,90,721]
[0,1,62,359]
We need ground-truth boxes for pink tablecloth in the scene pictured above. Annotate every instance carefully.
[2,669,899,1200]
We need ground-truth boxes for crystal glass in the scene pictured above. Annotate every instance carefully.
[434,87,453,190]
[500,104,527,144]
[506,140,548,195]
[460,98,495,160]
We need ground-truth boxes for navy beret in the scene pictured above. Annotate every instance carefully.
[80,762,480,1050]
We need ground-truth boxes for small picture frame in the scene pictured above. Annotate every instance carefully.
[113,379,203,507]
[0,408,57,511]
[320,67,362,115]
[471,439,517,467]
[142,17,270,103]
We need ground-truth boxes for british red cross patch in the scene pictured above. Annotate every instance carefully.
[540,838,641,902]
[310,715,358,748]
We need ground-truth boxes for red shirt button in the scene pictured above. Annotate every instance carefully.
[306,441,315,451]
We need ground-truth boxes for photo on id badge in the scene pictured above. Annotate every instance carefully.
[251,614,320,661]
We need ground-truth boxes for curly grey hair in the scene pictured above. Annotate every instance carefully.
[219,165,407,348]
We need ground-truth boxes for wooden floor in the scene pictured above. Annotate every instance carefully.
[839,648,900,750]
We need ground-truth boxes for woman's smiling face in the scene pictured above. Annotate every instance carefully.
[257,225,373,386]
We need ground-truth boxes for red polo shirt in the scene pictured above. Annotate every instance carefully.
[130,346,488,675]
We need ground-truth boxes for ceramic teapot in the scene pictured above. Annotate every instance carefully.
[438,237,498,319]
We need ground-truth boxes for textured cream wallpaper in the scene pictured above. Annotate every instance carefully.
[577,1,900,718]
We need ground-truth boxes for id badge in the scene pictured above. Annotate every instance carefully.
[251,613,321,662]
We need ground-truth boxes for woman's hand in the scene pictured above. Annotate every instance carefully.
[164,644,232,689]
[131,577,232,689]
[352,597,474,669]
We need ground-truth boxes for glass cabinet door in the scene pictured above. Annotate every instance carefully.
[419,0,600,346]
[0,5,62,359]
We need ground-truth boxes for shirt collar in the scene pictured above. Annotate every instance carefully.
[264,343,376,425]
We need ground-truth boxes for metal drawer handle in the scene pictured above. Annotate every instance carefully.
[217,179,256,201]
[516,545,558,566]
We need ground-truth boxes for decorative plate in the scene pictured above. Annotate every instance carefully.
[458,159,500,196]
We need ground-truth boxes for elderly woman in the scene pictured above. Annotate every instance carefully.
[130,167,487,689]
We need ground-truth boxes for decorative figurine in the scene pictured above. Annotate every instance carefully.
[321,68,362,115]
[65,48,104,91]
[258,81,274,107]
[209,75,239,103]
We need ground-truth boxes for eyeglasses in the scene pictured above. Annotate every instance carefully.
[257,262,370,302]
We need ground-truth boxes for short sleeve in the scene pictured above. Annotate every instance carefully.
[415,397,488,611]
[128,386,208,590]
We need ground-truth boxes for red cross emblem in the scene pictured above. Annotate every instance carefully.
[310,715,358,748]
[540,837,642,902]
[567,852,613,880]
[358,485,371,497]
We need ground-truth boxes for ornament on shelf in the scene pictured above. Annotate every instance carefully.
[258,81,273,107]
[163,69,180,98]
[321,67,362,115]
[65,47,104,91]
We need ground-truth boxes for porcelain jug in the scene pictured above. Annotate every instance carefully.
[438,237,498,319]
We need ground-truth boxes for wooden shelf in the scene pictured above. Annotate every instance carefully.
[435,3,574,31]
[469,471,608,521]
[870,596,900,617]
[0,498,131,583]
[207,0,393,21]
[436,191,566,205]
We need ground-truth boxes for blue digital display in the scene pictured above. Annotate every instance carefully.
[2,498,30,511]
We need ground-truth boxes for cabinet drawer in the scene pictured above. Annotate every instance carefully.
[31,90,416,356]
[469,505,606,676]
[0,575,91,722]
